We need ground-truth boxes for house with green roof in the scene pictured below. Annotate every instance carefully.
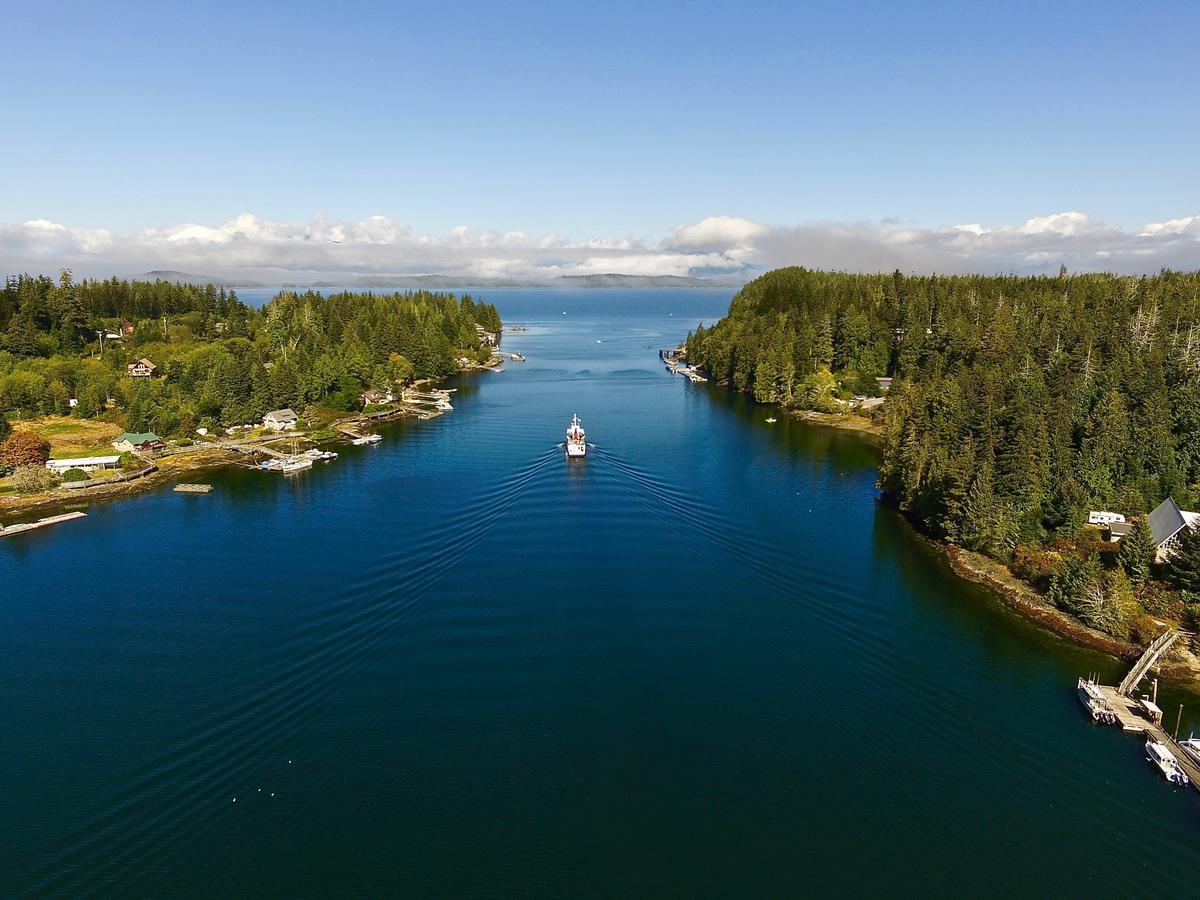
[112,432,166,453]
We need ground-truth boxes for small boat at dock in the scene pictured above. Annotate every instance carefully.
[280,455,313,474]
[1076,676,1117,725]
[1178,735,1200,768]
[1145,739,1190,786]
[511,353,526,362]
[352,434,383,446]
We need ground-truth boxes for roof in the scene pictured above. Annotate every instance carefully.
[115,432,162,445]
[128,357,156,368]
[1108,522,1134,536]
[1149,498,1188,546]
[45,455,120,469]
[264,408,298,421]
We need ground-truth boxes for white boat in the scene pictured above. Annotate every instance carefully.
[511,353,526,362]
[1178,735,1200,768]
[566,413,587,459]
[279,455,313,474]
[304,449,338,460]
[1146,739,1190,786]
[1076,677,1116,725]
[765,417,777,424]
[352,434,383,446]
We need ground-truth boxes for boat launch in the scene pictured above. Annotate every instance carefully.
[566,414,587,458]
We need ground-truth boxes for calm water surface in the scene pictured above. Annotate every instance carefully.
[3,290,1198,896]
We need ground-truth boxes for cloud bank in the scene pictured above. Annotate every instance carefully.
[1,210,1198,283]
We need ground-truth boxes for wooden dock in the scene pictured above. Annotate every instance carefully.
[173,483,213,494]
[1079,629,1200,791]
[0,511,87,538]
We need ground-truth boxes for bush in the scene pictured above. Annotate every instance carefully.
[61,467,90,483]
[0,431,51,468]
[1011,545,1061,592]
[10,465,59,493]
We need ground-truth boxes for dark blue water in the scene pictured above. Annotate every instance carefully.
[3,290,1198,896]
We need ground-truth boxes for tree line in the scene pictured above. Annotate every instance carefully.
[0,272,502,439]
[686,266,1200,639]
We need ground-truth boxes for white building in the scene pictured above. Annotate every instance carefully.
[262,408,299,432]
[45,455,120,474]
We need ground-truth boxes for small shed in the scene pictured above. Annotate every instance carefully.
[1106,522,1134,543]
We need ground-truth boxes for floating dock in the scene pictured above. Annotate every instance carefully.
[0,510,87,537]
[173,483,213,494]
[1078,629,1200,791]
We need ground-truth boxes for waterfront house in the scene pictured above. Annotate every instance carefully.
[45,455,120,474]
[474,324,498,347]
[362,389,392,406]
[262,408,299,432]
[112,432,166,453]
[1088,511,1126,526]
[875,376,893,392]
[126,358,158,378]
[1148,498,1200,561]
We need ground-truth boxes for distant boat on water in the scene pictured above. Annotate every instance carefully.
[352,434,382,446]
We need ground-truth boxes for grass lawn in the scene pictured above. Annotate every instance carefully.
[14,417,123,459]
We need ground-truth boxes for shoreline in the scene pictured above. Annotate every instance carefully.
[0,359,505,524]
[701,373,1199,683]
[784,406,883,438]
[909,514,1200,684]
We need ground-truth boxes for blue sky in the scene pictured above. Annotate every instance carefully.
[2,1,1199,278]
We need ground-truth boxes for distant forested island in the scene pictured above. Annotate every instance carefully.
[307,273,736,289]
[0,272,500,441]
[687,267,1200,642]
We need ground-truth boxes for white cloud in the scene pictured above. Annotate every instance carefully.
[0,209,1198,282]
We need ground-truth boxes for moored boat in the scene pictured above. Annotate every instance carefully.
[280,455,313,474]
[352,434,382,445]
[1076,676,1117,725]
[1178,735,1200,768]
[566,413,587,458]
[1145,739,1190,786]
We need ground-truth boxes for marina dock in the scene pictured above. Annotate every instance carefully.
[1078,629,1200,791]
[0,511,87,538]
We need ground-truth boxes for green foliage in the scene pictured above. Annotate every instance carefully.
[60,467,90,483]
[689,266,1200,570]
[10,464,58,493]
[1117,519,1157,584]
[0,276,500,435]
[1167,524,1200,593]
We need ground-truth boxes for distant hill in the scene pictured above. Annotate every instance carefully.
[140,270,265,288]
[556,273,736,288]
[307,273,743,290]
